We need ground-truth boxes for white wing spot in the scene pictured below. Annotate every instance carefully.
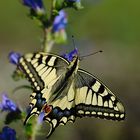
[60,117,67,124]
[34,82,38,87]
[21,61,25,65]
[48,57,56,66]
[109,100,113,108]
[31,59,38,64]
[91,111,96,115]
[110,113,114,117]
[52,119,57,128]
[120,114,124,118]
[31,92,36,97]
[27,58,31,62]
[92,81,101,92]
[31,99,37,105]
[85,111,90,115]
[85,89,92,105]
[42,56,47,64]
[92,93,97,105]
[69,115,75,121]
[25,53,33,59]
[97,112,102,115]
[31,107,37,114]
[26,69,30,74]
[104,101,108,107]
[115,114,119,118]
[98,95,103,106]
[24,65,28,69]
[32,78,35,82]
[116,102,125,112]
[104,113,109,116]
[102,89,108,96]
[76,87,88,104]
[114,106,119,111]
[29,73,33,78]
[35,54,41,58]
[111,96,116,101]
[36,86,40,91]
[78,110,84,114]
[19,58,23,63]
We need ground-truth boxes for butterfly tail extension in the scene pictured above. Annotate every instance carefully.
[43,106,76,138]
[44,117,59,139]
[24,106,39,125]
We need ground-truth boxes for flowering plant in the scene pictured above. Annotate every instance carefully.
[0,0,83,139]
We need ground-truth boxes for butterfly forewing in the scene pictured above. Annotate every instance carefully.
[75,69,125,120]
[18,52,70,123]
[19,53,69,90]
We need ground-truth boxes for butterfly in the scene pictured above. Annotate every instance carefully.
[17,49,125,138]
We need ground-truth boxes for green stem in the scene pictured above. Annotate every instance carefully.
[43,28,54,52]
[29,118,42,140]
[42,0,57,52]
[31,124,41,140]
[50,0,57,22]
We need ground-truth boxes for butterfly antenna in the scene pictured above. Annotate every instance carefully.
[80,50,103,59]
[71,35,79,56]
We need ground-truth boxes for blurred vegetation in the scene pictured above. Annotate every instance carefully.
[0,0,140,140]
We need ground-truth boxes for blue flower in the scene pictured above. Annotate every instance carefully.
[52,10,67,32]
[62,48,78,62]
[37,111,45,125]
[22,0,45,16]
[8,52,21,65]
[66,0,80,2]
[0,93,17,112]
[0,126,16,140]
[22,0,44,11]
[0,93,22,124]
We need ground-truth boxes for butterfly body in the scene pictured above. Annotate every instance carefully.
[17,52,125,138]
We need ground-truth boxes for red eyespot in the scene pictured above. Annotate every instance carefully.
[42,104,52,114]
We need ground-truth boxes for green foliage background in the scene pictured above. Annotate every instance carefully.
[0,0,140,140]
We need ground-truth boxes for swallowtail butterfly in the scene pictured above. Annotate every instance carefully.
[17,50,125,138]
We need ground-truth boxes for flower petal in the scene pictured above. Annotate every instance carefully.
[8,52,21,65]
[53,10,67,32]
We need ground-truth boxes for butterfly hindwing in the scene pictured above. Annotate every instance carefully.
[43,81,76,138]
[44,105,76,138]
[75,69,125,120]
